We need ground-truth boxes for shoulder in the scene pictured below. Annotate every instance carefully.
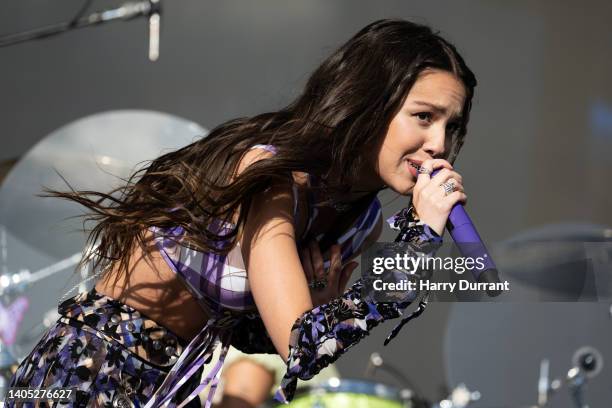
[234,145,308,187]
[236,146,296,239]
[234,146,277,179]
[225,145,296,233]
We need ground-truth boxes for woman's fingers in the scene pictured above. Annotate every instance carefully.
[416,160,465,195]
[304,241,361,306]
[338,261,358,293]
[303,241,357,298]
[415,159,453,184]
[429,168,463,186]
[411,158,469,236]
[310,240,325,282]
[445,178,464,192]
[300,246,313,283]
[327,244,342,290]
[303,240,331,290]
[446,190,468,206]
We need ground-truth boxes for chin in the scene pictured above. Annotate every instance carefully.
[388,181,415,196]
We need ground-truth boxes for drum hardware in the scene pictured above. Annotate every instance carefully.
[0,1,162,62]
[433,346,605,408]
[529,346,603,408]
[0,252,84,297]
[536,359,561,407]
[365,352,427,407]
[1,219,96,299]
[0,340,19,398]
[566,346,603,408]
[447,223,612,407]
[566,367,588,408]
[432,384,480,408]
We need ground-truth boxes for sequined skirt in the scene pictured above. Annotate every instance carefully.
[6,288,204,407]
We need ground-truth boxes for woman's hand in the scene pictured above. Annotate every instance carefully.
[411,159,468,236]
[300,241,359,307]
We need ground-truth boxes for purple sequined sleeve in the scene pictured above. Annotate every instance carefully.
[274,206,442,404]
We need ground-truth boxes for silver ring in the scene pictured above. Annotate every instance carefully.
[418,166,432,175]
[440,180,456,196]
[308,279,327,290]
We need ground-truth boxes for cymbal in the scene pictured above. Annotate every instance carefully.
[0,110,207,360]
[0,110,207,259]
[491,222,612,301]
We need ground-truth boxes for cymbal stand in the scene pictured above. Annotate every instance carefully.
[0,1,162,62]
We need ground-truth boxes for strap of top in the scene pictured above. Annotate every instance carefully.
[249,143,278,155]
[248,144,301,233]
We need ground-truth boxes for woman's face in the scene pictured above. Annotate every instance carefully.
[367,69,467,196]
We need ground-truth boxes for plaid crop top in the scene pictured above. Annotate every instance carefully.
[150,144,383,316]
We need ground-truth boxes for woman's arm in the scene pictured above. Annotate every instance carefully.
[235,149,444,402]
[237,156,459,404]
[231,148,348,357]
[240,187,442,403]
[230,146,314,362]
[273,213,442,403]
[229,212,379,356]
[239,179,313,362]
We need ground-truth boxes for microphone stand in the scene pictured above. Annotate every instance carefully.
[0,1,161,61]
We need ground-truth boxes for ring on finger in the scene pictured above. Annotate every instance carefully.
[308,279,327,290]
[440,180,456,196]
[418,166,432,175]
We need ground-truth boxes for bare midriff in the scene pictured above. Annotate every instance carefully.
[93,229,210,343]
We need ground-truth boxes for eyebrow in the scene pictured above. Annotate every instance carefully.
[412,101,463,120]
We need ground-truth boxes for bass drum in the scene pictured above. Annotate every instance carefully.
[274,378,417,408]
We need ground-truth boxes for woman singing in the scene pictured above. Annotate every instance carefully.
[8,18,475,408]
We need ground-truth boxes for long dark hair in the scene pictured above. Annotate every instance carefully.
[46,19,477,282]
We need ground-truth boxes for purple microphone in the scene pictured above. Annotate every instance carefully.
[430,168,502,297]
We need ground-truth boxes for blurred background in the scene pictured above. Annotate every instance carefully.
[1,1,611,407]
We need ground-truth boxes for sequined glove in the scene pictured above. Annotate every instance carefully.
[274,205,442,403]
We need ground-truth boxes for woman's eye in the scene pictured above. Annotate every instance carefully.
[414,112,432,123]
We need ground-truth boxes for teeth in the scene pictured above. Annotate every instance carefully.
[407,160,420,170]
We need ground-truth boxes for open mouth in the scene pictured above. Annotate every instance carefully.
[406,160,420,177]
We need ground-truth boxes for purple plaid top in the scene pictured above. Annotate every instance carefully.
[150,144,383,316]
[144,144,383,408]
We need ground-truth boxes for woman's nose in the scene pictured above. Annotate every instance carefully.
[423,128,446,158]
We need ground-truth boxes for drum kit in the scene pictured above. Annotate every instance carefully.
[0,111,611,407]
[267,345,606,408]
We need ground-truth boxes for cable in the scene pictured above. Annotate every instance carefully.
[69,0,95,27]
